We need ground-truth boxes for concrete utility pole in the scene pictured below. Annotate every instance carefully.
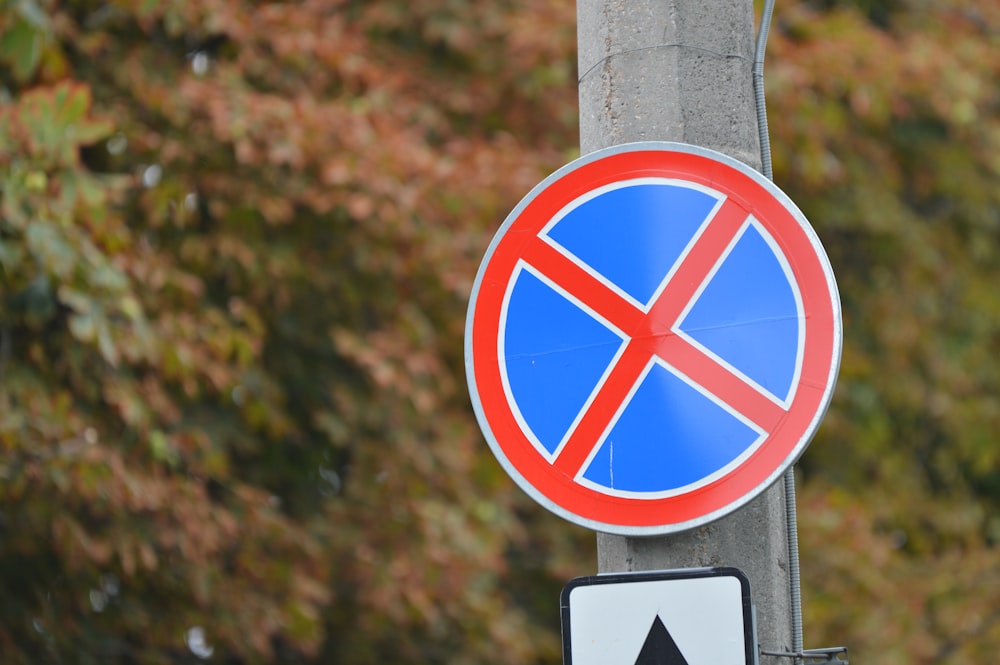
[577,1,794,661]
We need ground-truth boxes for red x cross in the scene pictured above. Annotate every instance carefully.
[521,195,787,479]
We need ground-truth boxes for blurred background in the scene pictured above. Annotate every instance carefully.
[1,0,998,663]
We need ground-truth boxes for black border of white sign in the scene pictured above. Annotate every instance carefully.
[560,567,756,665]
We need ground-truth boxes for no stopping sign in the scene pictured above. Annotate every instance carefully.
[465,142,841,535]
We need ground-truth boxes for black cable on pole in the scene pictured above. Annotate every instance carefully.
[753,2,805,664]
[754,0,776,181]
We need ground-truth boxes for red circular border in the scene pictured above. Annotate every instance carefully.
[468,147,839,531]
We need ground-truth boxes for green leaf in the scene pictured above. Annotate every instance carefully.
[72,117,114,146]
[13,0,50,30]
[96,316,119,365]
[23,170,47,191]
[25,219,76,278]
[149,430,179,467]
[0,239,23,273]
[68,311,96,342]
[54,83,82,121]
[0,18,43,81]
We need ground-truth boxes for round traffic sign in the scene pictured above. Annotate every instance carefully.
[465,142,841,535]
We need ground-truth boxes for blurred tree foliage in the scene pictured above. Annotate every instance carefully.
[768,2,1000,663]
[0,0,997,664]
[0,0,583,662]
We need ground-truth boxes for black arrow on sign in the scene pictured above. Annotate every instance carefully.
[633,615,690,665]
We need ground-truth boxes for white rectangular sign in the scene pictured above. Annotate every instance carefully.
[560,567,756,665]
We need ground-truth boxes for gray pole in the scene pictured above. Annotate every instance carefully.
[577,1,794,661]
